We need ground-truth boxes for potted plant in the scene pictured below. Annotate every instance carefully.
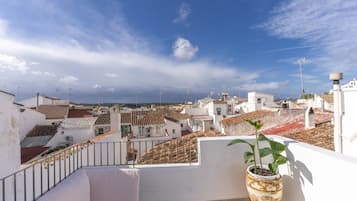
[228,120,287,201]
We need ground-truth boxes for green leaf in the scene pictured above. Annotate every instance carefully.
[243,152,254,164]
[269,154,287,174]
[259,147,273,158]
[227,139,251,146]
[227,139,255,152]
[268,163,278,174]
[245,119,263,131]
[257,134,269,141]
[275,154,287,165]
[269,140,286,154]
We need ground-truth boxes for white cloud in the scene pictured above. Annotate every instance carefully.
[239,81,289,91]
[0,53,29,73]
[173,2,191,24]
[0,3,265,101]
[262,0,357,72]
[93,84,101,89]
[105,73,118,78]
[31,71,56,77]
[172,37,198,60]
[59,75,78,84]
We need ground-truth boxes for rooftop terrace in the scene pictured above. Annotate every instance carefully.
[1,134,356,201]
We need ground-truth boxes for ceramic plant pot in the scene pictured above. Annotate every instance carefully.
[245,165,282,201]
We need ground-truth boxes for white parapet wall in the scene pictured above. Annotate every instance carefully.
[4,136,357,201]
[138,136,357,201]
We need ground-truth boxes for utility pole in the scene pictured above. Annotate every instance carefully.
[296,57,307,98]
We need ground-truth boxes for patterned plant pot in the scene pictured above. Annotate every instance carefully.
[246,165,282,201]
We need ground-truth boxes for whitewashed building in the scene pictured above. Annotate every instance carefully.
[20,94,70,108]
[247,91,277,112]
[0,90,21,178]
[331,76,357,158]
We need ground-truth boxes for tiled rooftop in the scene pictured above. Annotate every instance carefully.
[21,146,49,163]
[26,125,58,137]
[95,113,110,125]
[67,108,93,118]
[139,131,222,164]
[221,110,272,126]
[36,105,69,119]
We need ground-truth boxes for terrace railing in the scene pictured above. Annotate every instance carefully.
[0,137,197,201]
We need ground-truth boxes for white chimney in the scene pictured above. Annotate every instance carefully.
[305,107,315,129]
[330,72,343,153]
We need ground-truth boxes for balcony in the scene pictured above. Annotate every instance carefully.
[1,135,356,201]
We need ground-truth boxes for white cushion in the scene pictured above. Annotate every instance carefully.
[85,168,140,201]
[38,169,90,201]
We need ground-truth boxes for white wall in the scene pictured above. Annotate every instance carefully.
[46,127,95,147]
[248,92,275,112]
[18,109,47,141]
[0,92,21,178]
[20,96,69,108]
[139,136,357,201]
[164,119,181,138]
[178,119,190,131]
[340,88,357,157]
[132,125,164,138]
[182,107,208,116]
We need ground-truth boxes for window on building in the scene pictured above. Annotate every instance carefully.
[216,107,222,115]
[257,98,262,104]
[98,128,104,135]
[139,126,144,136]
[180,123,183,128]
[172,129,175,134]
[146,127,151,133]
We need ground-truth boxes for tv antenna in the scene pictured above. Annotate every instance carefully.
[296,57,308,97]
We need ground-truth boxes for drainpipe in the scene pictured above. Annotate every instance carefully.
[329,73,343,153]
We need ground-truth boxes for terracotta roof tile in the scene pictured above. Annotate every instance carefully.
[213,100,226,104]
[21,146,49,163]
[164,111,190,121]
[26,125,58,137]
[120,112,132,124]
[131,110,165,125]
[36,105,69,119]
[139,131,222,164]
[95,113,110,125]
[282,122,333,150]
[68,109,93,118]
[221,110,272,126]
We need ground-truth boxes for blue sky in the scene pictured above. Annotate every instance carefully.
[0,0,356,103]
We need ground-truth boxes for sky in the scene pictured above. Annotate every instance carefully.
[0,0,356,103]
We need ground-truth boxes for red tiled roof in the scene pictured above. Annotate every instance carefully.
[95,113,110,125]
[21,146,49,163]
[121,112,132,124]
[26,125,58,137]
[36,105,69,119]
[131,110,165,125]
[213,100,226,104]
[282,122,333,150]
[139,131,223,164]
[164,111,190,121]
[221,110,272,126]
[263,110,333,135]
[68,109,93,118]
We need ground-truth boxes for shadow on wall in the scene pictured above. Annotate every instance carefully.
[282,140,313,201]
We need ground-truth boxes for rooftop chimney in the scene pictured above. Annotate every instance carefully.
[330,72,343,153]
